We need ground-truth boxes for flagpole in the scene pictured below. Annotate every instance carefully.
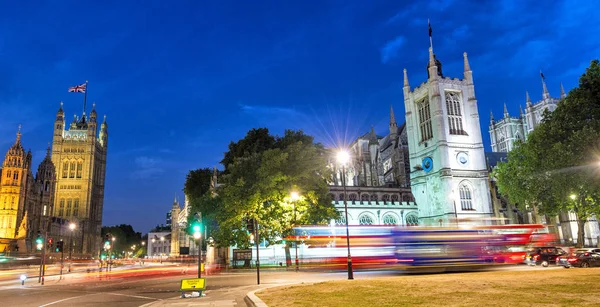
[83,80,88,115]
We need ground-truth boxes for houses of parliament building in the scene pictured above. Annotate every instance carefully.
[0,103,108,256]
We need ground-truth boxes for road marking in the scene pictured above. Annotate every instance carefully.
[105,292,159,300]
[38,293,102,307]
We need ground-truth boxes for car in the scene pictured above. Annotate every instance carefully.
[525,246,566,267]
[559,251,600,268]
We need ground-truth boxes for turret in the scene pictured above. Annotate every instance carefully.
[88,103,98,139]
[490,111,495,125]
[54,102,65,140]
[403,69,410,100]
[526,91,532,107]
[560,83,566,99]
[99,115,108,148]
[427,47,443,80]
[503,103,509,118]
[519,105,524,118]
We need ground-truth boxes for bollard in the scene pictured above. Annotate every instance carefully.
[20,275,27,286]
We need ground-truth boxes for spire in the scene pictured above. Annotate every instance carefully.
[16,124,22,143]
[526,91,532,106]
[390,105,397,126]
[58,101,64,113]
[490,111,494,124]
[369,126,378,145]
[519,105,524,118]
[463,52,471,72]
[541,71,550,100]
[503,103,509,118]
[560,82,566,99]
[403,68,409,88]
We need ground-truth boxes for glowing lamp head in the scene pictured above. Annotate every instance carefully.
[193,232,201,240]
[69,223,76,230]
[570,194,577,200]
[337,150,350,165]
[20,274,27,281]
[290,191,300,201]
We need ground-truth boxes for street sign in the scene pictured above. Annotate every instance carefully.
[180,278,206,291]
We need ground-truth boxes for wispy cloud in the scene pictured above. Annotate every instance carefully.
[239,103,302,116]
[130,156,164,180]
[380,36,406,64]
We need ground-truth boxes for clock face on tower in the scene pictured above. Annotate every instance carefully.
[456,152,468,166]
[422,157,433,172]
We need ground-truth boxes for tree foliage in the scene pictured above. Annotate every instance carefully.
[494,60,600,247]
[184,128,337,248]
[101,224,143,256]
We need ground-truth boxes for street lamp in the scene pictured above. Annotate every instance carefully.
[290,191,301,272]
[160,236,165,264]
[68,222,76,272]
[336,149,353,280]
[570,194,577,200]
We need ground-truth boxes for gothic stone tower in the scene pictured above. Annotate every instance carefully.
[52,102,108,256]
[0,127,33,239]
[403,47,493,226]
[26,147,56,252]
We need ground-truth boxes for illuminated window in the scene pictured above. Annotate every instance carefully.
[6,170,10,178]
[69,162,76,178]
[62,162,68,178]
[358,214,374,225]
[418,98,433,142]
[445,91,465,135]
[58,199,65,216]
[43,205,47,216]
[76,161,83,178]
[460,185,474,210]
[13,172,18,180]
[66,199,72,216]
[73,199,79,217]
[382,215,397,225]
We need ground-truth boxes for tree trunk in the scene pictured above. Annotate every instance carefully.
[576,219,586,248]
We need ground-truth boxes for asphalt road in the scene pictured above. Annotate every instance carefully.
[0,263,559,307]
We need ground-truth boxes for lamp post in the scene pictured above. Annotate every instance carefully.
[193,231,201,278]
[68,222,76,272]
[337,149,354,280]
[290,191,301,272]
[450,190,459,227]
[160,236,165,264]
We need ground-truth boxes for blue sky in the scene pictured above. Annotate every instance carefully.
[0,0,598,233]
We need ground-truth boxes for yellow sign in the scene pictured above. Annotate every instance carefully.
[180,278,206,291]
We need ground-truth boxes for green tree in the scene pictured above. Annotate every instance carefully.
[495,60,600,247]
[101,224,142,257]
[191,129,338,249]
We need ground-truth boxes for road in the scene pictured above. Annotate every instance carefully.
[0,263,558,306]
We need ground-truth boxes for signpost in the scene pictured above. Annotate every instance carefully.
[180,278,206,298]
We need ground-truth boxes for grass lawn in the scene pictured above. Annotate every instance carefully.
[256,267,600,306]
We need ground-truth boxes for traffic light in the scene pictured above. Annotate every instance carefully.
[47,237,53,249]
[191,213,202,240]
[35,232,43,251]
[246,218,255,234]
[55,241,64,253]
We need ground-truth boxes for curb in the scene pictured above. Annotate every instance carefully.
[245,288,269,307]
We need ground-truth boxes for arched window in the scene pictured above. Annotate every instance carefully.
[349,193,357,201]
[382,214,397,225]
[361,194,369,201]
[336,216,346,226]
[418,98,433,141]
[73,199,79,217]
[370,194,378,201]
[445,91,464,135]
[391,194,399,201]
[406,214,419,226]
[460,185,474,210]
[66,199,72,216]
[498,138,507,152]
[62,162,68,178]
[69,162,76,178]
[339,194,345,201]
[6,170,10,178]
[382,194,390,201]
[358,214,374,225]
[58,199,65,216]
[13,171,18,180]
[76,161,83,178]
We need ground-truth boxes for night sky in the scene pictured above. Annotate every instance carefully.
[0,0,598,233]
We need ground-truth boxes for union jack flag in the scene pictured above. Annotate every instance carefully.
[68,83,86,93]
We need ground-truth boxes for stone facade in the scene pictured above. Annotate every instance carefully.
[51,102,108,256]
[403,47,493,226]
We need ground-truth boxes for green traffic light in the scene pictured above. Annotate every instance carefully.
[35,238,43,244]
[193,225,201,232]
